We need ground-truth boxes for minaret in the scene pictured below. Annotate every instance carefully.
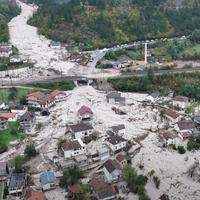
[144,43,151,65]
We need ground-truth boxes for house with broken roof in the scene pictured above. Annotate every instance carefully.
[87,141,110,162]
[103,159,122,183]
[106,135,127,153]
[68,123,94,140]
[8,172,27,194]
[162,108,182,124]
[89,176,117,200]
[40,171,56,191]
[27,91,55,108]
[116,154,127,169]
[0,43,12,58]
[25,189,46,200]
[51,89,67,103]
[61,139,86,159]
[11,105,28,118]
[172,95,189,110]
[108,124,125,137]
[50,41,61,49]
[0,162,8,181]
[19,111,35,131]
[145,92,160,103]
[106,92,125,105]
[0,112,17,122]
[175,120,197,139]
[78,105,93,120]
[158,130,178,146]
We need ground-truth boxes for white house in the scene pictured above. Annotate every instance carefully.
[9,55,22,63]
[69,123,94,140]
[50,41,61,49]
[108,124,125,137]
[51,89,67,103]
[78,105,93,120]
[40,171,56,191]
[103,159,122,183]
[0,101,6,110]
[8,173,27,194]
[106,92,125,105]
[172,96,189,110]
[61,139,86,159]
[145,92,160,103]
[106,135,127,152]
[11,105,28,118]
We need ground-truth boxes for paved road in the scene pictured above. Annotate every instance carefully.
[1,67,200,87]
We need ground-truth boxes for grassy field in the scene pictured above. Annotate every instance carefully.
[0,122,24,145]
[25,80,75,91]
[109,71,200,100]
[0,88,35,104]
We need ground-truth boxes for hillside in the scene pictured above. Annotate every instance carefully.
[28,0,200,50]
[0,0,20,42]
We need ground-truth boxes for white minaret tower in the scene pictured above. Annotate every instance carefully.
[144,43,151,65]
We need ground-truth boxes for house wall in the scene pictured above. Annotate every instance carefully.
[106,141,127,152]
[79,113,92,120]
[11,108,27,118]
[103,168,121,183]
[63,147,86,159]
[173,101,188,109]
[54,94,67,102]
[74,129,94,139]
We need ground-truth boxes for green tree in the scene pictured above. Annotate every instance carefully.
[14,155,24,173]
[59,166,83,188]
[24,144,38,158]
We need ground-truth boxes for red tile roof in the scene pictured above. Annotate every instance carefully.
[27,91,54,105]
[163,108,180,119]
[26,190,45,200]
[78,105,93,116]
[0,112,16,120]
[69,184,81,194]
[177,120,195,130]
[51,89,65,97]
[89,176,116,199]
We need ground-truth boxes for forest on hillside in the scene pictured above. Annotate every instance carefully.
[28,0,200,50]
[0,0,20,42]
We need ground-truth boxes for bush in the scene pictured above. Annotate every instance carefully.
[187,136,200,151]
[0,143,8,153]
[177,145,186,154]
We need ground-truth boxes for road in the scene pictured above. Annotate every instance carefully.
[2,67,200,87]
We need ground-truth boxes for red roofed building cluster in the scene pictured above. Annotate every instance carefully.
[27,90,67,108]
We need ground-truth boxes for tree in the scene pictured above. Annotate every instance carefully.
[177,145,186,154]
[77,184,90,200]
[189,29,200,43]
[24,144,37,158]
[59,166,83,188]
[123,165,149,199]
[14,155,24,173]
